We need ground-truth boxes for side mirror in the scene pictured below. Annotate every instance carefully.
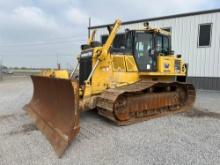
[177,54,182,58]
[151,49,155,55]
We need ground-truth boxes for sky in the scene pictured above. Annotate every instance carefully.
[0,0,219,68]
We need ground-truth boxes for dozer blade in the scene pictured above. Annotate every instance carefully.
[24,76,80,157]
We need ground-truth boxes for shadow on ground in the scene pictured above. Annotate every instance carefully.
[182,107,220,120]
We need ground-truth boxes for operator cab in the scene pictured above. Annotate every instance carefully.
[125,30,171,72]
[101,29,172,72]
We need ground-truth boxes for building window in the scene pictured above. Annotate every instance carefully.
[198,23,212,47]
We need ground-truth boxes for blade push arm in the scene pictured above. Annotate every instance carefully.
[103,19,121,52]
[98,19,121,60]
[87,29,96,45]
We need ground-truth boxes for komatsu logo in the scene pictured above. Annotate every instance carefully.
[81,51,92,58]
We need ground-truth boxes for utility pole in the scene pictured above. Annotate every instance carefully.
[56,54,61,70]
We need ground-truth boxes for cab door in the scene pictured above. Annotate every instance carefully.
[134,32,156,71]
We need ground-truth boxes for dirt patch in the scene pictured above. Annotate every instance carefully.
[8,123,37,135]
[0,114,15,121]
[0,113,26,122]
[182,108,220,119]
[21,123,37,133]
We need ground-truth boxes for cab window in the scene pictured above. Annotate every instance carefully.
[156,36,163,52]
[156,35,170,55]
[163,36,169,53]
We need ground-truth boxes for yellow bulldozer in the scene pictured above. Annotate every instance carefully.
[24,19,196,157]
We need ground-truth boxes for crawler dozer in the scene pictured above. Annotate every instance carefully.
[24,19,196,157]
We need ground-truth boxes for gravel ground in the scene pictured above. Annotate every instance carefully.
[0,77,220,165]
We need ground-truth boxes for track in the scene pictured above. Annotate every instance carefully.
[97,80,196,125]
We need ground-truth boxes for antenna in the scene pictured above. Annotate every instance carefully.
[88,17,91,38]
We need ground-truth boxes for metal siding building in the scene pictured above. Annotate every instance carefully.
[89,9,220,90]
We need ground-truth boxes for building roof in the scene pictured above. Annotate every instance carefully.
[89,8,220,29]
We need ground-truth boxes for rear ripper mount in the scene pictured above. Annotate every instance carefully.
[24,76,195,157]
